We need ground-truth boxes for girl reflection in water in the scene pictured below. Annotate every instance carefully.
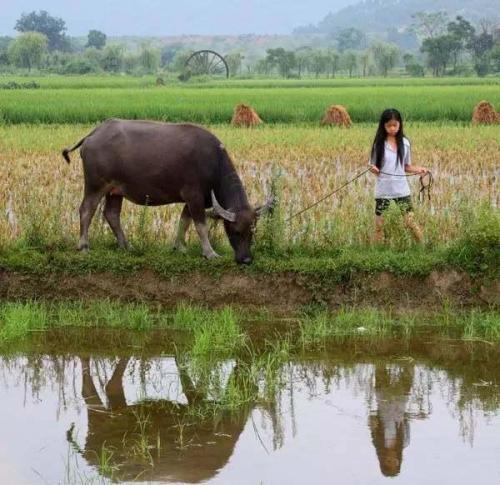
[369,363,413,477]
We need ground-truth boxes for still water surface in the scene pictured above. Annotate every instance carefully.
[0,335,499,484]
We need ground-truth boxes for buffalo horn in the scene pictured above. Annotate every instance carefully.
[211,191,237,222]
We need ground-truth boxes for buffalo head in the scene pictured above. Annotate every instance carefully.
[211,191,274,265]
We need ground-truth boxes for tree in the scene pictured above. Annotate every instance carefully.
[138,43,160,73]
[8,32,48,71]
[295,48,311,78]
[403,53,425,77]
[100,44,125,73]
[359,49,372,77]
[371,42,399,77]
[446,16,475,72]
[410,11,448,40]
[86,30,106,50]
[467,25,494,77]
[420,36,455,76]
[255,58,272,76]
[15,10,68,51]
[225,51,244,77]
[172,50,193,73]
[0,37,12,65]
[309,50,328,78]
[84,47,103,67]
[160,43,183,67]
[335,28,365,52]
[341,50,358,77]
[265,48,296,78]
[326,49,340,78]
[491,42,500,73]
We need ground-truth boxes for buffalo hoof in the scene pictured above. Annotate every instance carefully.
[77,244,89,253]
[237,257,252,265]
[204,251,220,260]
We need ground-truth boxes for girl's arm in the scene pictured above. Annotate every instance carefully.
[405,164,428,175]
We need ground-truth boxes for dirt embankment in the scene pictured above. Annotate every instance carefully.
[0,269,497,312]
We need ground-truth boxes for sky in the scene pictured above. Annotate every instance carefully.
[0,0,358,37]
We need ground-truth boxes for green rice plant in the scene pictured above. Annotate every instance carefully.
[299,308,395,346]
[190,307,245,357]
[171,302,208,329]
[96,442,120,480]
[1,122,497,253]
[0,301,48,342]
[83,300,153,329]
[256,339,291,403]
[255,165,285,255]
[381,201,415,250]
[460,310,500,342]
[0,81,499,124]
[131,199,154,255]
[448,202,500,275]
[130,408,154,466]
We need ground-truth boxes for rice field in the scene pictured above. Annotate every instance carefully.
[2,74,500,89]
[0,76,498,257]
[0,121,498,252]
[1,78,500,124]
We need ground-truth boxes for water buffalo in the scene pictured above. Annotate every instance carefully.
[62,119,273,264]
[68,356,280,482]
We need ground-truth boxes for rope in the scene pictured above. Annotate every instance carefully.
[286,168,433,222]
[286,167,370,221]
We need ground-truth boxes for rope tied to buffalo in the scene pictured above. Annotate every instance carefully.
[286,167,433,222]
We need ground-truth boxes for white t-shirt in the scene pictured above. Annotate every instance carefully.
[369,138,411,199]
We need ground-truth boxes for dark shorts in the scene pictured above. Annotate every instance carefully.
[375,196,413,216]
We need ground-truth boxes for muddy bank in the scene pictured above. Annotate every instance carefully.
[0,268,497,311]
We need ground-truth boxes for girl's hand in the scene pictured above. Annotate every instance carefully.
[418,166,429,175]
[369,165,380,175]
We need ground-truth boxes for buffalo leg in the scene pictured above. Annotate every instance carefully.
[104,194,129,249]
[105,358,129,410]
[78,190,104,251]
[81,357,104,408]
[187,199,219,259]
[173,204,192,253]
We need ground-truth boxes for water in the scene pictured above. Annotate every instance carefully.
[0,333,499,484]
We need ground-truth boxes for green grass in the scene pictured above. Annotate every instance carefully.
[1,214,497,279]
[190,307,246,357]
[0,301,47,342]
[298,307,500,345]
[0,300,498,346]
[1,81,499,123]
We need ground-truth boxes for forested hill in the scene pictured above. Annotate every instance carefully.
[294,0,500,34]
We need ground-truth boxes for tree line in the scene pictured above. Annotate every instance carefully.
[0,10,499,78]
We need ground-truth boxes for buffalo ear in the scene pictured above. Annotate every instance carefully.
[255,195,276,218]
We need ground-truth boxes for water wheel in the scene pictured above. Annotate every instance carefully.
[184,50,229,79]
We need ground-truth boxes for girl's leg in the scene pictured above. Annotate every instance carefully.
[375,215,384,243]
[404,212,423,243]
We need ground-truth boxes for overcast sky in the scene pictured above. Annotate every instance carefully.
[0,0,358,36]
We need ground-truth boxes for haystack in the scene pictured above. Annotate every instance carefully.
[321,105,352,127]
[231,104,263,127]
[472,101,499,125]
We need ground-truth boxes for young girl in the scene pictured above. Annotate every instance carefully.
[368,108,428,244]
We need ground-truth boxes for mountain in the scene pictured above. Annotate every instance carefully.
[294,0,500,34]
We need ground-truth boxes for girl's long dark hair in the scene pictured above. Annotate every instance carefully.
[371,109,406,169]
